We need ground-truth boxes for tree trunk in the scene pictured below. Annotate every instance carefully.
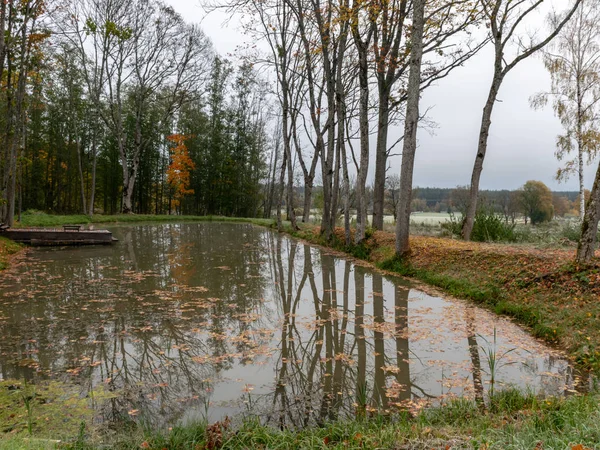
[88,138,98,217]
[76,138,87,215]
[320,130,334,239]
[462,69,504,240]
[17,169,21,223]
[319,47,337,241]
[6,138,17,226]
[372,92,390,230]
[266,133,280,219]
[122,167,133,214]
[276,149,287,231]
[395,0,425,256]
[577,162,600,264]
[282,82,298,230]
[579,140,585,219]
[303,178,313,222]
[354,33,370,244]
[330,21,348,239]
[336,32,350,245]
[331,133,341,233]
[4,10,30,226]
[291,106,318,224]
[341,140,351,246]
[577,91,585,219]
[285,151,297,229]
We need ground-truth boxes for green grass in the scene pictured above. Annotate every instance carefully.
[0,438,60,449]
[375,255,563,343]
[15,211,275,228]
[2,390,599,449]
[378,255,503,304]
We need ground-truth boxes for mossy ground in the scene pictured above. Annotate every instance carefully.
[0,236,22,270]
[0,380,96,443]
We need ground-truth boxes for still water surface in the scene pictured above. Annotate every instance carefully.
[0,223,577,429]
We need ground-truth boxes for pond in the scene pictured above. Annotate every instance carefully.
[0,222,579,432]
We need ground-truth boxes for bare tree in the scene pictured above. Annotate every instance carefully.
[371,0,486,230]
[385,174,401,219]
[251,0,304,229]
[462,0,584,240]
[350,0,374,243]
[395,0,426,256]
[265,123,283,218]
[289,0,348,240]
[61,0,211,214]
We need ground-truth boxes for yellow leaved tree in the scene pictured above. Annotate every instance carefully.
[166,134,195,213]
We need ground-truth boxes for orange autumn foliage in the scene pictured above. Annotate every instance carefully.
[166,134,195,207]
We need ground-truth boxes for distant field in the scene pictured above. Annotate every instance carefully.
[310,211,457,226]
[409,212,458,225]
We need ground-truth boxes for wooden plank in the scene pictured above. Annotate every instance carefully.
[0,228,115,246]
[29,239,114,246]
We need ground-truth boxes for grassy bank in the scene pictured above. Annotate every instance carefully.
[14,211,274,228]
[1,388,599,449]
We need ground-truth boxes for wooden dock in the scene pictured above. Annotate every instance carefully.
[0,225,118,246]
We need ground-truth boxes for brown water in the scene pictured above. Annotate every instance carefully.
[0,222,578,429]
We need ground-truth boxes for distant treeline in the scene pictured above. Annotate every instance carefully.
[287,184,580,220]
[410,188,579,214]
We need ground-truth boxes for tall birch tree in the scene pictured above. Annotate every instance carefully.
[531,1,600,219]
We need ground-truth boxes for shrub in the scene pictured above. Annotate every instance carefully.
[471,207,517,242]
[560,221,581,242]
[441,209,516,242]
[441,212,462,236]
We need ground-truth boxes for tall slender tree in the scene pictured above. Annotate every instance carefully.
[462,0,584,240]
[395,0,426,256]
[1,0,46,225]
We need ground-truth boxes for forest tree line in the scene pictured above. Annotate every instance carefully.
[0,0,271,222]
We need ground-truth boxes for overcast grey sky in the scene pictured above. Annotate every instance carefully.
[165,0,596,192]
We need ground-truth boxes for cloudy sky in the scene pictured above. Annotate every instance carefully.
[165,0,595,192]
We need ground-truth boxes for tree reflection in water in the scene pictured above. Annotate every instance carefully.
[0,223,574,431]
